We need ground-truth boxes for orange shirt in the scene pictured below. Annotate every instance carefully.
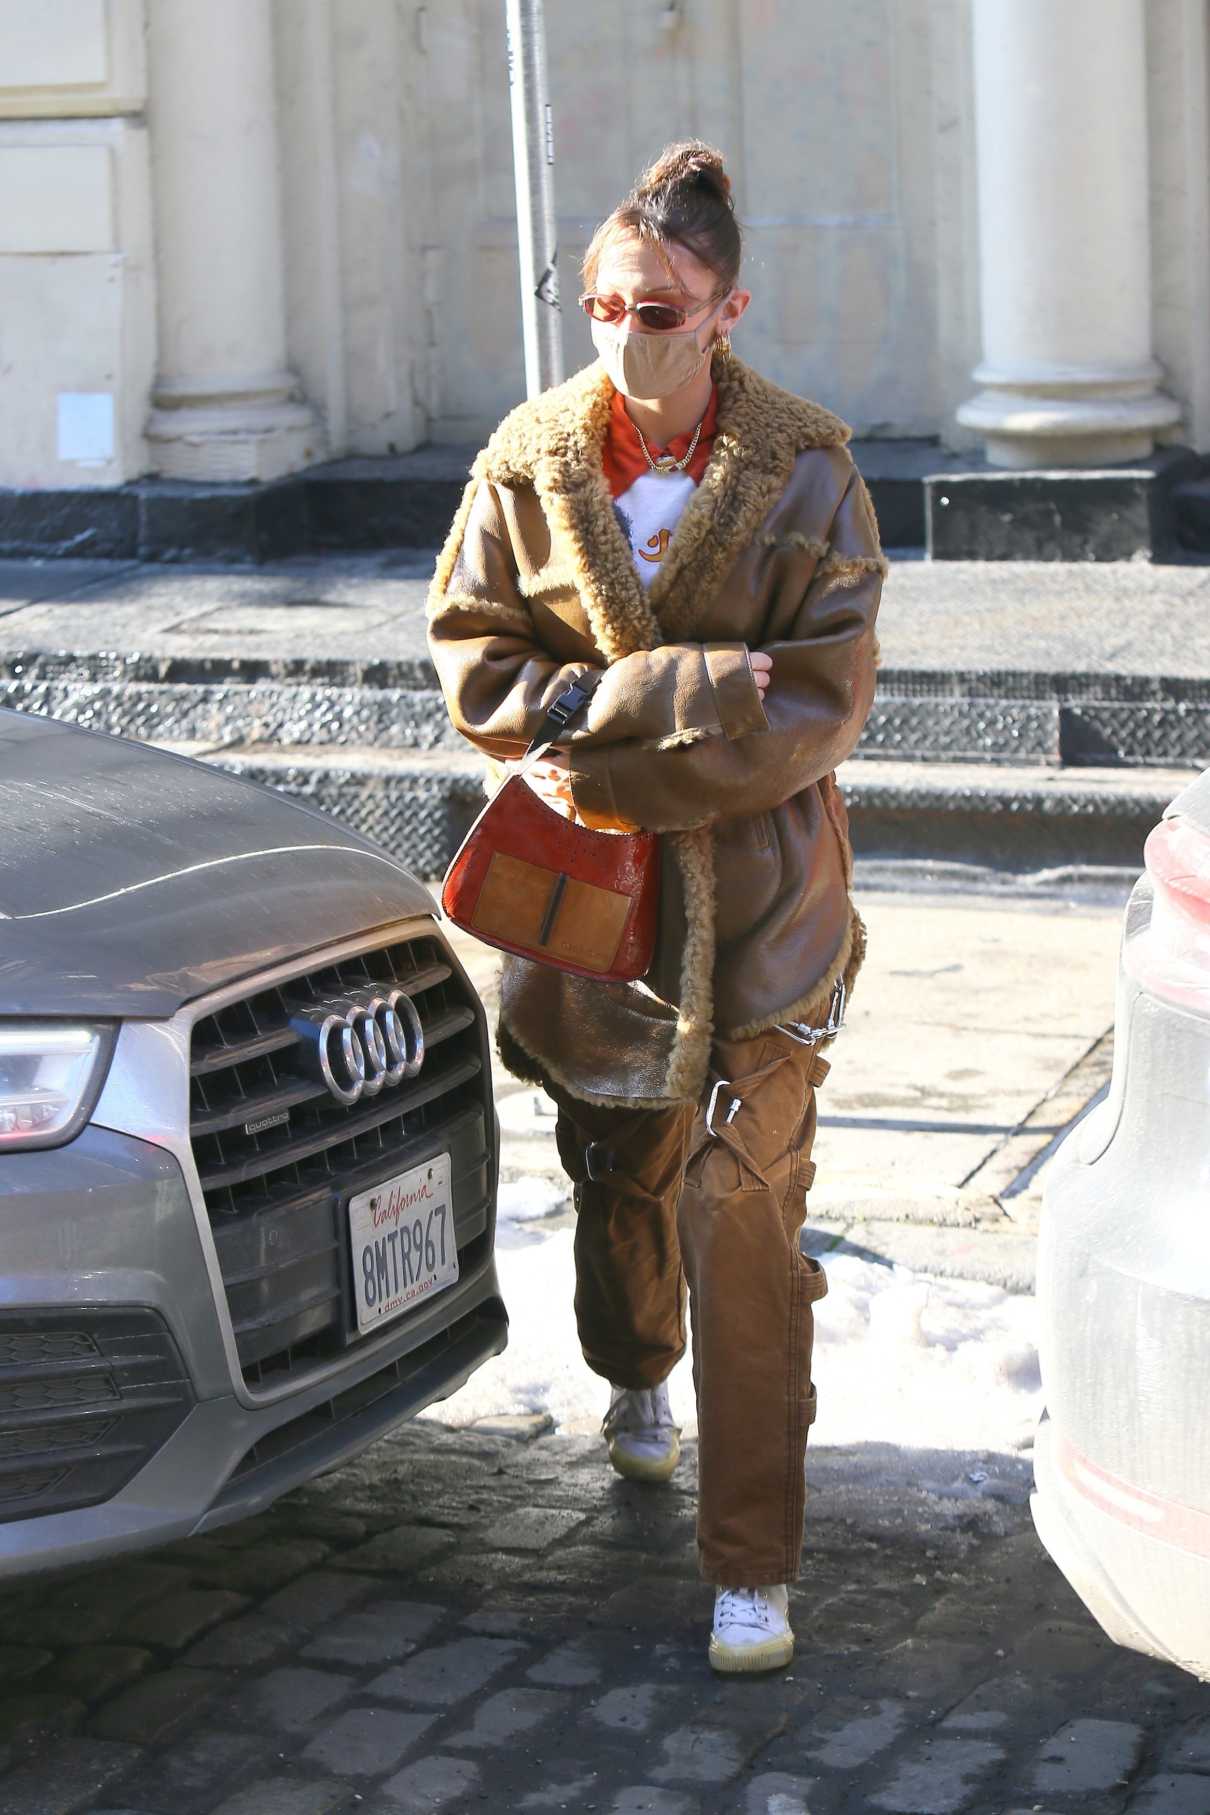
[601,384,718,498]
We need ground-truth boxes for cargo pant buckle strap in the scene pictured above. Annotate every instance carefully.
[778,976,847,1048]
[704,1078,743,1140]
[584,1140,616,1182]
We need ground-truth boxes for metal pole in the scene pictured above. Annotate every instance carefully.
[505,0,562,397]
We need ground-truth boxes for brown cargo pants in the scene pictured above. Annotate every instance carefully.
[549,1027,830,1587]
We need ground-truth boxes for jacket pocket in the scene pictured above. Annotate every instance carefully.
[716,808,773,851]
[751,810,774,852]
[796,1251,829,1303]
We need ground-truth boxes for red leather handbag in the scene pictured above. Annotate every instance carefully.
[441,677,659,982]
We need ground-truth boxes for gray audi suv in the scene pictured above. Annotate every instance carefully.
[0,708,506,1576]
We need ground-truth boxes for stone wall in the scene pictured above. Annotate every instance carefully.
[1,0,1208,488]
[275,0,975,448]
[0,0,155,489]
[1145,0,1210,455]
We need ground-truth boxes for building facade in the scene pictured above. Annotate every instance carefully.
[2,0,1208,493]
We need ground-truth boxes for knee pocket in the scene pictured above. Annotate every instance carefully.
[684,1113,813,1200]
[796,1250,828,1303]
[726,1051,825,1194]
[682,1133,757,1197]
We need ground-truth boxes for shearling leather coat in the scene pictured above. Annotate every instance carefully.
[427,348,884,1109]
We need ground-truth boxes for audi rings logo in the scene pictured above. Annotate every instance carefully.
[290,991,425,1106]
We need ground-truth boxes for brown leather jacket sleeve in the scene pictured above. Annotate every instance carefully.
[426,479,767,764]
[567,468,882,831]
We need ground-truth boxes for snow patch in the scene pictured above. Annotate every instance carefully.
[496,1175,568,1225]
[425,1229,1044,1483]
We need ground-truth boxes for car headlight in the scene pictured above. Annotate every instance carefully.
[0,1024,116,1151]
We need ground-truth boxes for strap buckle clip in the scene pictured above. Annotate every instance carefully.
[584,1141,614,1182]
[705,1078,743,1139]
[546,677,595,730]
[778,977,847,1047]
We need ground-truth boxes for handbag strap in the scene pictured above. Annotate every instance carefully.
[505,672,601,785]
[523,672,599,758]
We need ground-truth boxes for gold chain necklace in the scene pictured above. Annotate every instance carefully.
[632,412,704,476]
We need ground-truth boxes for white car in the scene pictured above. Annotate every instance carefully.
[1033,767,1210,1680]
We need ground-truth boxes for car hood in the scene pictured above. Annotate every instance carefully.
[0,712,437,1017]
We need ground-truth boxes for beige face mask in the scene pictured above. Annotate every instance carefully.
[590,313,720,399]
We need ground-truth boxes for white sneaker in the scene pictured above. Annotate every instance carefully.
[709,1584,794,1674]
[602,1382,681,1483]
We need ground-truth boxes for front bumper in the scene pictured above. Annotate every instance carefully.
[0,1120,505,1577]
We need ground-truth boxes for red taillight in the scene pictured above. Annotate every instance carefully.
[1131,814,1210,1011]
[1145,816,1210,926]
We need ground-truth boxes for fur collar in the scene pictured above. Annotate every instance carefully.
[476,349,851,663]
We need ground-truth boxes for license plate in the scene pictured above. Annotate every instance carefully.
[348,1153,458,1335]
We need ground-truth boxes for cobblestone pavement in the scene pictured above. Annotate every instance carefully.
[0,1422,1207,1814]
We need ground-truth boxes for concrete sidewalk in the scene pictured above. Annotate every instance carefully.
[449,881,1129,1294]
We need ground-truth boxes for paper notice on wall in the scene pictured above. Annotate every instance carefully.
[57,392,114,465]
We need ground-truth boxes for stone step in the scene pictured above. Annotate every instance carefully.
[155,741,1195,880]
[922,448,1204,563]
[862,673,1209,768]
[4,441,1207,563]
[846,756,1195,872]
[8,657,1207,768]
[1173,471,1210,555]
[0,671,455,754]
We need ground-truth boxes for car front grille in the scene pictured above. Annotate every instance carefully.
[188,932,494,1389]
[0,1309,193,1524]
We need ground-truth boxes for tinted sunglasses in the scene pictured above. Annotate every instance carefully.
[579,288,728,332]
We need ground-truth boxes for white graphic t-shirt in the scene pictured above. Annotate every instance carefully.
[611,469,698,588]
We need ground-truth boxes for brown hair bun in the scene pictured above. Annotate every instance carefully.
[583,139,742,293]
[637,141,733,206]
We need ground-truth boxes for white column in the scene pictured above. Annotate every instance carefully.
[145,0,322,481]
[957,0,1181,468]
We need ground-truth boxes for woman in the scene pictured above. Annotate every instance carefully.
[427,142,884,1674]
